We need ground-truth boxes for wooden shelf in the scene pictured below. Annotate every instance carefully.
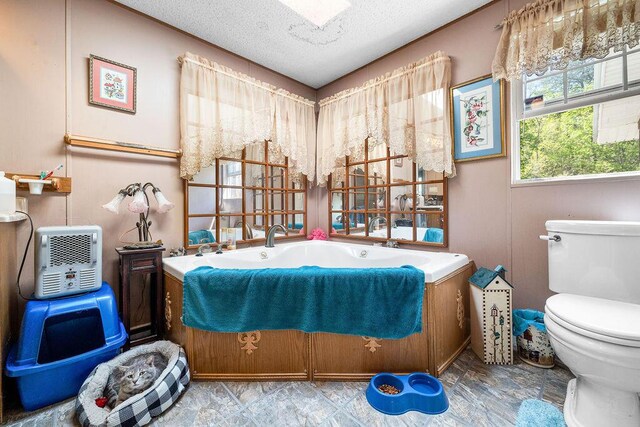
[8,173,71,194]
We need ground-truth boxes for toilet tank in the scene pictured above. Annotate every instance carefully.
[545,220,640,304]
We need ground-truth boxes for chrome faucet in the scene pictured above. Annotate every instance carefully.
[195,243,215,256]
[368,216,387,233]
[386,240,399,248]
[265,224,287,248]
[234,219,254,240]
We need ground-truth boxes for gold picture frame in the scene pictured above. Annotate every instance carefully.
[450,74,506,162]
[89,55,137,114]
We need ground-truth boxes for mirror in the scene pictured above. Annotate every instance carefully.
[185,142,307,248]
[329,144,447,246]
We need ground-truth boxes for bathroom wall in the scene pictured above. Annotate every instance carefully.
[3,0,640,315]
[314,0,640,310]
[0,0,315,311]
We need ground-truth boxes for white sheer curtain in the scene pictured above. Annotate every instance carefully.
[316,51,454,186]
[492,0,640,81]
[179,52,316,182]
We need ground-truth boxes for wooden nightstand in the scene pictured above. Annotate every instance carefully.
[116,246,165,349]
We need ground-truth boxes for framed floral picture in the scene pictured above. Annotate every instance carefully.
[89,55,136,113]
[450,75,505,162]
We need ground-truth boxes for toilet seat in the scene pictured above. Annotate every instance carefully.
[545,294,640,347]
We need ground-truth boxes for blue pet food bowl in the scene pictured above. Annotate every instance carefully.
[366,372,449,415]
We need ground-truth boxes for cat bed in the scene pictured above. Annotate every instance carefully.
[75,340,190,427]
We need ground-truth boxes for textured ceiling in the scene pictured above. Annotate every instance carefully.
[115,0,493,88]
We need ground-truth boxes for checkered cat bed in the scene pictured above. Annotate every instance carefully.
[75,341,190,427]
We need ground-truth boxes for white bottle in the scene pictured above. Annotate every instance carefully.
[0,171,16,215]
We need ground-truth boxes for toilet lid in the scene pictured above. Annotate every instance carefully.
[545,294,640,344]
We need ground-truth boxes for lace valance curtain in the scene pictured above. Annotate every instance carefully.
[492,0,640,81]
[178,52,316,182]
[316,51,454,187]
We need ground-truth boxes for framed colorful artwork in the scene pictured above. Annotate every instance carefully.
[450,75,505,162]
[89,55,136,113]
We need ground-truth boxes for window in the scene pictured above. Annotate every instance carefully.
[513,47,640,183]
[329,140,447,246]
[185,141,306,248]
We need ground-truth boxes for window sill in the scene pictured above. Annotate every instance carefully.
[511,171,640,188]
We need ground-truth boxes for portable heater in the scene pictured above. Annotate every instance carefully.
[34,226,102,299]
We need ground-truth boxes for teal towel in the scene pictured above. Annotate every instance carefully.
[188,229,215,245]
[183,265,425,339]
[332,221,355,230]
[516,400,565,427]
[423,228,444,243]
[513,309,546,336]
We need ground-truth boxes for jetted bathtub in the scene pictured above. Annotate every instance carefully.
[162,240,474,381]
[163,240,469,283]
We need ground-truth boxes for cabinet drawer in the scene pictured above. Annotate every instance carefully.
[130,257,158,271]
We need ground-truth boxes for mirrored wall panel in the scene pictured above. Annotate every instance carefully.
[185,142,306,248]
[329,142,447,246]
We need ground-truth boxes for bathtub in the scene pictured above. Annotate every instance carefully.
[163,239,468,283]
[162,240,474,381]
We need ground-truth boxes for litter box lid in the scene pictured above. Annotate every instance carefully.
[545,294,640,344]
[9,283,123,368]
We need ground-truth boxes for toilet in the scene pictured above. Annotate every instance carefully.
[542,220,640,427]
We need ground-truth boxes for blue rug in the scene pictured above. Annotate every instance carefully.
[516,399,565,427]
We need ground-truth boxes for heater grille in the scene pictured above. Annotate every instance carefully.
[49,235,92,267]
[41,272,62,296]
[79,269,97,289]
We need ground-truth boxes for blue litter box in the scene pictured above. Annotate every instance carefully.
[366,372,449,415]
[5,283,127,411]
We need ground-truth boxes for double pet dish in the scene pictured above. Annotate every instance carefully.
[366,372,449,415]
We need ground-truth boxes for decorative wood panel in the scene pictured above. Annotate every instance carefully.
[312,303,429,380]
[186,327,309,380]
[163,262,474,381]
[164,274,186,346]
[427,262,474,376]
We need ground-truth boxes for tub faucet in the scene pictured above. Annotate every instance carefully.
[234,219,253,240]
[265,224,287,248]
[368,216,387,233]
[195,243,215,256]
[386,240,399,248]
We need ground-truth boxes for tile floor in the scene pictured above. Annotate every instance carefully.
[4,348,573,426]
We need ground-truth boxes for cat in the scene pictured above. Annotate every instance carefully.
[106,352,167,408]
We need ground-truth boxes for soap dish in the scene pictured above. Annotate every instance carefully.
[366,372,448,416]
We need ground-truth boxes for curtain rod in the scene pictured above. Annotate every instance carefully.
[178,57,316,107]
[318,55,448,107]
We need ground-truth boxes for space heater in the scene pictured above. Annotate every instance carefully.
[34,225,102,299]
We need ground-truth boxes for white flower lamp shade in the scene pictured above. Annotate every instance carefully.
[153,189,175,214]
[102,191,126,214]
[128,189,149,214]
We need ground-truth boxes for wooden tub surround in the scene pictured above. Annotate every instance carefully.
[164,262,474,381]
